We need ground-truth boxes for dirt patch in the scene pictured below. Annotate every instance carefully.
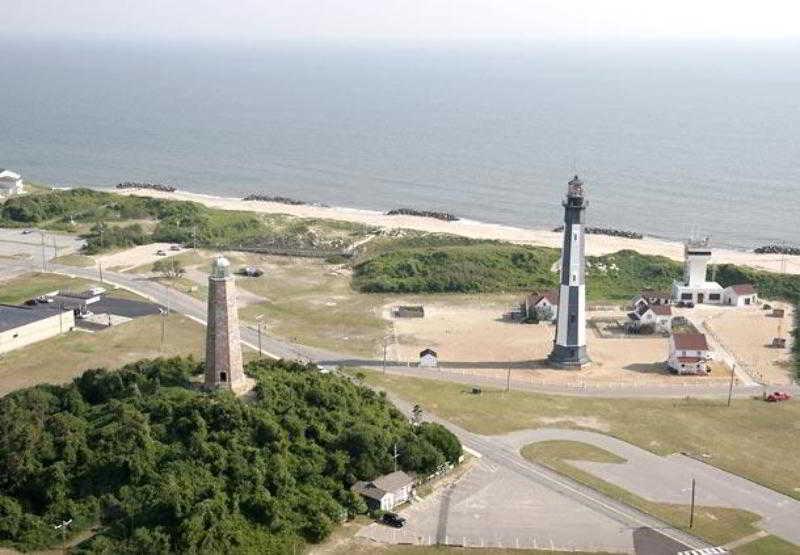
[538,416,611,432]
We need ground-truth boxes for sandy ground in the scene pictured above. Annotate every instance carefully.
[703,303,795,385]
[94,242,183,271]
[387,302,731,385]
[109,187,800,275]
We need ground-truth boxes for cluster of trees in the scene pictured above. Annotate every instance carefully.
[0,358,461,553]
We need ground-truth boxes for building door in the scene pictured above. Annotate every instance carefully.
[697,293,704,304]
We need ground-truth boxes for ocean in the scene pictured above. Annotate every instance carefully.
[2,39,799,248]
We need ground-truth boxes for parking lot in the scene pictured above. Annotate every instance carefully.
[358,458,637,553]
[0,228,84,260]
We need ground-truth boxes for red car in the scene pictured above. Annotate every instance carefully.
[766,392,792,402]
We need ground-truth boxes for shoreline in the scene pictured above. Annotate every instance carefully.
[102,187,800,275]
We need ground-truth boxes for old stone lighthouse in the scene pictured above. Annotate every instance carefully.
[549,175,591,368]
[205,255,245,390]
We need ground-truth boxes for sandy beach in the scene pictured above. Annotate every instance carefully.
[109,188,800,275]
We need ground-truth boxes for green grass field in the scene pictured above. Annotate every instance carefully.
[51,253,96,267]
[352,369,800,502]
[0,313,205,397]
[0,272,98,304]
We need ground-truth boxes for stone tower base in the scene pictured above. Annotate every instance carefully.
[548,344,592,369]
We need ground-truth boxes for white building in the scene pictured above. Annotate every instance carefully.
[351,471,415,511]
[628,304,673,332]
[0,304,76,354]
[672,239,724,305]
[723,284,758,307]
[419,348,438,368]
[0,169,24,196]
[523,290,558,322]
[668,332,712,375]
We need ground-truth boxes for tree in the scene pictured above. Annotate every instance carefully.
[411,404,424,426]
[152,259,185,279]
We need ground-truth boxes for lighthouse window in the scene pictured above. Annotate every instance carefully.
[220,372,227,382]
[573,233,577,240]
[571,274,577,283]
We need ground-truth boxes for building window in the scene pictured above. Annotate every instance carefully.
[681,293,693,300]
[709,293,721,301]
[220,372,227,382]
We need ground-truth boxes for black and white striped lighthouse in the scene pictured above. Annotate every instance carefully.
[549,175,591,368]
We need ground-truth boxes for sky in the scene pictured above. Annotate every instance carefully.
[4,0,800,42]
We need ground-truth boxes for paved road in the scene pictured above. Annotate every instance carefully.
[9,259,789,401]
[500,428,800,545]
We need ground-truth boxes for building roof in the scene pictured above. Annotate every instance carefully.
[351,470,415,500]
[727,283,756,296]
[420,348,438,357]
[650,304,672,316]
[0,304,67,333]
[673,333,709,351]
[637,289,672,299]
[528,290,558,306]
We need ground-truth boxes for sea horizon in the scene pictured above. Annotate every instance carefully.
[3,38,800,249]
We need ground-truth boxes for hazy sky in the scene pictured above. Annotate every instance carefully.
[5,0,800,41]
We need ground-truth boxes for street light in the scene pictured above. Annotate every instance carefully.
[54,519,72,555]
[158,307,167,351]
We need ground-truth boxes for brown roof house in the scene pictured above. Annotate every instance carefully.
[523,290,559,322]
[351,470,415,511]
[631,289,673,312]
[723,284,757,307]
[668,332,712,375]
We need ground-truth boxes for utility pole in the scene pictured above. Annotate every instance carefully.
[393,443,399,472]
[59,303,64,334]
[256,314,264,358]
[689,478,696,528]
[727,363,736,407]
[98,263,104,284]
[192,225,197,250]
[40,231,47,271]
[383,336,389,373]
[506,367,511,392]
[54,519,72,555]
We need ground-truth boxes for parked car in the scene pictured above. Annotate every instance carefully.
[766,391,792,402]
[36,295,53,303]
[21,229,34,235]
[77,311,94,320]
[677,301,695,308]
[170,245,181,251]
[88,287,106,296]
[156,250,167,256]
[381,513,406,528]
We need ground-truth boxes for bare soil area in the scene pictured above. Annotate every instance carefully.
[387,303,731,385]
[704,303,795,385]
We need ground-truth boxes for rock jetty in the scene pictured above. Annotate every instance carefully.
[116,182,177,193]
[386,208,459,222]
[552,226,643,239]
[754,244,800,255]
[242,194,306,205]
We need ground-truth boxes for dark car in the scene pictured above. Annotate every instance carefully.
[381,513,406,528]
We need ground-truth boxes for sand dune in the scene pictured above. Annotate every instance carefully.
[108,187,800,275]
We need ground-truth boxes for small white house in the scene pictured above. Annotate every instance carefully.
[0,169,24,196]
[523,290,559,322]
[419,348,438,368]
[351,471,415,511]
[723,284,757,307]
[668,332,712,375]
[628,303,672,332]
